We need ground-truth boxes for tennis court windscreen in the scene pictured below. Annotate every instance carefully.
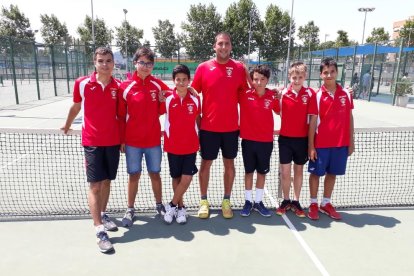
[1,127,413,220]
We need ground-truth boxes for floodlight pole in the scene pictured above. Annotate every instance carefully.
[358,7,375,45]
[91,0,95,50]
[123,9,128,73]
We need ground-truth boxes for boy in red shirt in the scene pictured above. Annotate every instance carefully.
[117,47,170,227]
[62,47,120,253]
[160,64,201,224]
[307,57,355,220]
[275,62,315,217]
[239,66,277,217]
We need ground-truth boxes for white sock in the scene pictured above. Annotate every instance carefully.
[95,224,105,234]
[245,190,252,202]
[321,197,331,207]
[100,212,105,217]
[310,198,318,204]
[255,188,264,203]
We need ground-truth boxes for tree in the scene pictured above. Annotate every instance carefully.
[366,27,390,45]
[399,19,414,47]
[319,41,335,49]
[152,20,178,59]
[40,14,70,45]
[298,21,320,55]
[181,3,223,62]
[114,20,143,58]
[223,0,261,60]
[260,4,294,61]
[77,15,112,54]
[335,30,351,47]
[0,4,34,40]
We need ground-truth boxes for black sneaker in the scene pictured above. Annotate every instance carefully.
[290,200,305,217]
[276,199,291,215]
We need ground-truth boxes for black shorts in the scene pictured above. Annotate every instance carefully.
[199,130,239,160]
[84,145,120,183]
[241,139,273,174]
[278,135,308,165]
[167,152,198,178]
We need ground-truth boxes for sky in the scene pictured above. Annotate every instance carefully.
[2,0,413,45]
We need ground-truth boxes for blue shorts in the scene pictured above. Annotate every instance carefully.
[308,147,348,176]
[125,145,162,174]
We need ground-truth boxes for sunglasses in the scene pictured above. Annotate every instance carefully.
[136,61,154,68]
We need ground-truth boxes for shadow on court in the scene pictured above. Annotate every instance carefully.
[111,211,286,244]
[282,210,401,231]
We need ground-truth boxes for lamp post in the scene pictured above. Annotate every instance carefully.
[285,0,294,86]
[91,0,95,50]
[123,9,128,73]
[358,7,375,45]
[324,34,329,43]
[247,9,253,67]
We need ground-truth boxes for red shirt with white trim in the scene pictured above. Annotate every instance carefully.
[239,88,278,142]
[191,59,248,132]
[160,89,201,155]
[73,72,121,146]
[275,85,315,137]
[308,84,354,148]
[117,72,170,148]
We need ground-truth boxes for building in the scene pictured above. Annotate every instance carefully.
[392,16,414,40]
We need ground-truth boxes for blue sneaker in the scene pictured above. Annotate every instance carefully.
[240,200,253,217]
[253,201,271,217]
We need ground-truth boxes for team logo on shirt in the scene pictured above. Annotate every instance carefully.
[264,99,272,109]
[339,96,347,106]
[110,88,117,99]
[301,95,308,104]
[187,104,194,114]
[226,67,233,77]
[150,90,157,101]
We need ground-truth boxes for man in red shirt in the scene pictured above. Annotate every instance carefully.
[117,47,170,227]
[191,32,248,219]
[61,47,120,253]
[275,62,315,218]
[307,57,355,220]
[160,64,201,225]
[239,66,277,217]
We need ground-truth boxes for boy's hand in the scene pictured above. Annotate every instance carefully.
[346,85,354,97]
[120,144,126,153]
[308,147,317,161]
[272,87,282,99]
[188,87,199,97]
[60,125,71,134]
[348,142,355,156]
[159,90,167,102]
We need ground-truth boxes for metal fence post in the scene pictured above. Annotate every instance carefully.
[50,45,58,96]
[9,37,19,104]
[368,43,378,102]
[64,42,70,94]
[33,41,41,100]
[392,39,404,105]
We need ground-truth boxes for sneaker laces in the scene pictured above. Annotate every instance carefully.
[97,231,109,241]
[292,201,303,211]
[280,199,290,209]
[222,199,231,209]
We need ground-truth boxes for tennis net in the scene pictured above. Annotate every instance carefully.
[1,127,413,220]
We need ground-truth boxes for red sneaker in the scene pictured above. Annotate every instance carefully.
[320,203,342,220]
[290,200,306,218]
[307,203,319,220]
[276,199,291,216]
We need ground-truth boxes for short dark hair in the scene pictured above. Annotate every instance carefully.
[132,47,155,63]
[320,57,337,73]
[172,64,191,80]
[250,65,270,79]
[94,47,113,60]
[214,32,231,44]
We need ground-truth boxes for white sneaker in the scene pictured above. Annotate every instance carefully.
[175,207,187,224]
[164,204,177,224]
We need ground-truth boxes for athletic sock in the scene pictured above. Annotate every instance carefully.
[169,201,177,208]
[255,188,264,203]
[95,224,105,234]
[223,195,230,200]
[245,190,252,202]
[201,195,207,200]
[100,212,105,217]
[310,198,318,204]
[321,197,331,207]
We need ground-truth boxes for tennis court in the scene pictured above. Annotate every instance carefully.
[1,96,414,275]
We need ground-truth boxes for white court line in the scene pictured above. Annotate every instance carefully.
[265,188,330,276]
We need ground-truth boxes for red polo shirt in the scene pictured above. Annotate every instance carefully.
[191,59,248,132]
[160,89,201,155]
[239,88,278,142]
[117,72,170,148]
[275,85,315,137]
[73,72,121,146]
[308,84,354,148]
